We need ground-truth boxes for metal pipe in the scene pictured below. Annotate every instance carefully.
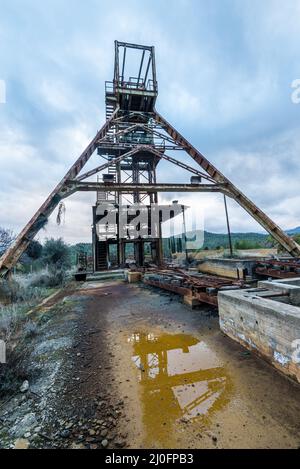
[224,195,233,257]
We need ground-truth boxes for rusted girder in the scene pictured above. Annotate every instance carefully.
[65,181,229,194]
[154,111,300,258]
[255,258,300,279]
[143,269,245,307]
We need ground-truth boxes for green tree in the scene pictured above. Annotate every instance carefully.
[42,238,71,271]
[234,240,263,250]
[26,240,43,260]
[0,227,15,256]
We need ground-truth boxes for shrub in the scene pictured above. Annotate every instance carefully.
[42,238,71,271]
[234,240,263,250]
[0,279,21,303]
[24,320,38,338]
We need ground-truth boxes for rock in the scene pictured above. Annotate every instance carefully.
[115,439,126,448]
[60,429,71,439]
[24,432,31,439]
[70,442,85,449]
[101,439,108,448]
[100,429,108,438]
[14,438,29,449]
[20,380,29,393]
[15,412,37,437]
[88,429,96,436]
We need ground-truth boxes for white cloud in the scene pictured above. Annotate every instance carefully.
[39,80,75,112]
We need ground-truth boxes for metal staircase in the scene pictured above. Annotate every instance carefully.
[96,241,108,270]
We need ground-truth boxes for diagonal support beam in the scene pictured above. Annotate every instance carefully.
[0,108,120,276]
[75,145,159,182]
[141,145,215,182]
[154,110,300,257]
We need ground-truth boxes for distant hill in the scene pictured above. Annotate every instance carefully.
[164,230,271,252]
[201,231,269,250]
[286,227,300,235]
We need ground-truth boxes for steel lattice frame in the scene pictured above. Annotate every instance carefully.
[1,41,299,277]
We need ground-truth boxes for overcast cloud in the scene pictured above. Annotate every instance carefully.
[0,0,300,243]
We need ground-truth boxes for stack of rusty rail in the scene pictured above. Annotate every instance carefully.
[255,258,300,279]
[142,268,246,306]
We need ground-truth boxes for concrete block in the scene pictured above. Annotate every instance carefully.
[128,271,142,283]
[218,287,300,383]
[183,295,201,309]
[198,258,257,280]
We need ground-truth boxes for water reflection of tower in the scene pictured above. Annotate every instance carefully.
[129,333,233,447]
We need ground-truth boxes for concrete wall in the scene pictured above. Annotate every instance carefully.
[258,278,300,306]
[218,287,300,383]
[198,258,257,279]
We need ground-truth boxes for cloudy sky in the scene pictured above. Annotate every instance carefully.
[0,0,300,244]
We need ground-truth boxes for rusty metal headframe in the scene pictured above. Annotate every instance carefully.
[1,41,299,277]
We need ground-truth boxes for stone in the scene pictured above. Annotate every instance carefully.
[20,380,29,393]
[70,442,85,449]
[14,439,29,449]
[60,429,71,438]
[101,439,108,448]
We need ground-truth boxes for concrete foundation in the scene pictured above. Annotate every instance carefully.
[128,271,142,283]
[218,278,300,384]
[198,258,257,280]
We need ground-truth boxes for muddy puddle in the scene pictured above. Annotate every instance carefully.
[108,283,300,448]
[128,331,233,447]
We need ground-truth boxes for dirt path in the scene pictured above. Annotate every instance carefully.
[1,279,300,449]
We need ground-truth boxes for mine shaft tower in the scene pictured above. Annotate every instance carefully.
[92,42,162,270]
[1,41,300,276]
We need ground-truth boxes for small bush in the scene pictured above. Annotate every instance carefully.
[28,269,68,288]
[0,303,20,342]
[24,320,39,338]
[29,273,51,288]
